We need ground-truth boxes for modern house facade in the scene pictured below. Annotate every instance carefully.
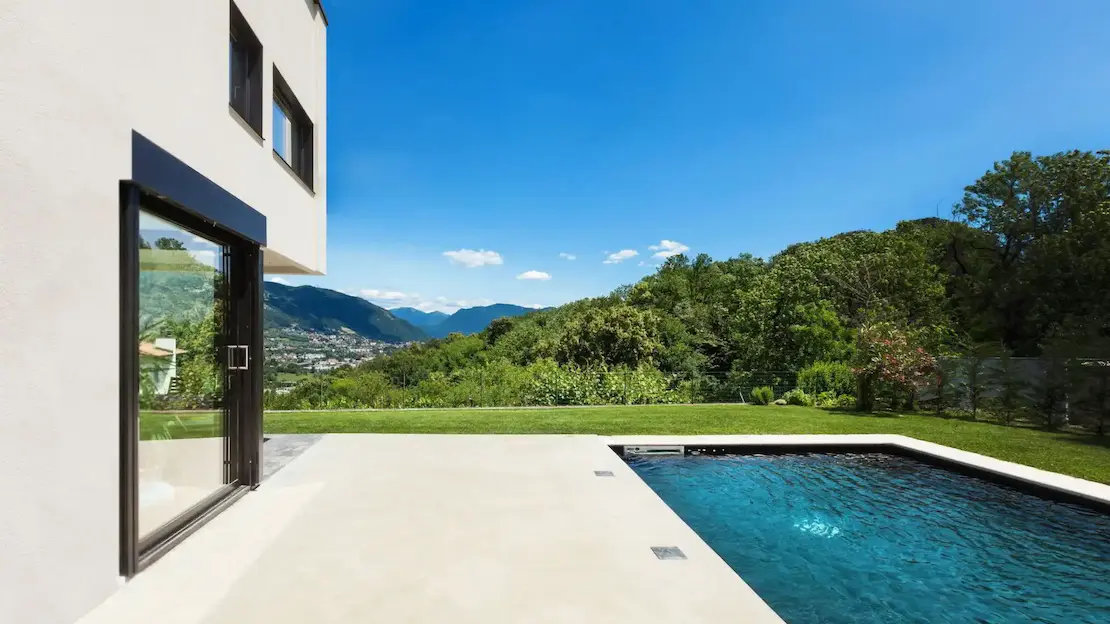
[0,1,327,622]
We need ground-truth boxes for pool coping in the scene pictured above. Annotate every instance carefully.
[605,434,1110,512]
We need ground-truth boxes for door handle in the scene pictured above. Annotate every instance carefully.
[227,345,250,371]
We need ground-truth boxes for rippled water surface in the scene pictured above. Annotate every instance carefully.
[628,453,1110,624]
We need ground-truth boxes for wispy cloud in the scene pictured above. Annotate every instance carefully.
[266,276,291,285]
[360,289,496,314]
[360,289,420,304]
[434,296,494,312]
[649,240,689,259]
[558,252,576,261]
[603,249,639,264]
[443,248,503,268]
[517,270,552,281]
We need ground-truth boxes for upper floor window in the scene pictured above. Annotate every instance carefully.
[229,2,263,135]
[273,68,314,191]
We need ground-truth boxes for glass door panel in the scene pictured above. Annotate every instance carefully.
[136,209,234,539]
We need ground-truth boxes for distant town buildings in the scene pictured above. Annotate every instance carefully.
[265,327,411,391]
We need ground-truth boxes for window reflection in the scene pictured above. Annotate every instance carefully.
[137,210,230,538]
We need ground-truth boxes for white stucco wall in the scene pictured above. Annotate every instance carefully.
[0,1,326,623]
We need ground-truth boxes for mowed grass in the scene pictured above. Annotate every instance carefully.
[140,411,220,440]
[263,404,1110,484]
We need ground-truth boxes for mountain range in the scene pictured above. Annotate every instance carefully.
[391,304,536,338]
[389,307,448,330]
[263,282,535,342]
[264,282,426,342]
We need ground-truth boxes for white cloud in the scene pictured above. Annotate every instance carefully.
[558,252,576,261]
[649,239,689,259]
[360,289,495,314]
[516,270,552,281]
[360,289,421,305]
[453,297,495,309]
[190,235,217,248]
[443,248,503,268]
[266,276,291,285]
[603,249,639,264]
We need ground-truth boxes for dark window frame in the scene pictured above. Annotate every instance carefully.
[229,2,263,137]
[272,67,314,191]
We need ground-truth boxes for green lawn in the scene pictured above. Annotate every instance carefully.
[263,404,1110,484]
[141,405,1110,483]
[140,411,220,440]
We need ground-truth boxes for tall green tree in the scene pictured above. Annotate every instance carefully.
[555,305,661,369]
[954,150,1110,354]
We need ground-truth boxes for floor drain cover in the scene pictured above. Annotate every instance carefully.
[594,470,615,477]
[652,546,687,560]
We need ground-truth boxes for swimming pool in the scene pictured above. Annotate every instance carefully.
[628,452,1110,624]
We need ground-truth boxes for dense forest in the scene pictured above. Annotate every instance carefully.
[268,150,1110,433]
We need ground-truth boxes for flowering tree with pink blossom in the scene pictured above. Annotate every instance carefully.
[854,322,937,411]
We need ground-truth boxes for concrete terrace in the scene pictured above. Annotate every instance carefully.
[79,435,784,624]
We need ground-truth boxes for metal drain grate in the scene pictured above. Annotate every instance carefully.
[624,445,684,456]
[651,546,687,560]
[594,470,615,477]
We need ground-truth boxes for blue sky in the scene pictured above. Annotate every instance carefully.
[274,0,1110,313]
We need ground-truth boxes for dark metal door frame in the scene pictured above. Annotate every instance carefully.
[119,183,263,577]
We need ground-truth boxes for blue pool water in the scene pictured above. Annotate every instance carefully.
[628,453,1110,624]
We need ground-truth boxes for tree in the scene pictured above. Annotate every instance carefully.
[154,237,188,251]
[953,150,1110,354]
[853,321,937,411]
[555,305,661,369]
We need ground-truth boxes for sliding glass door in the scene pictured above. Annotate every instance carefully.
[136,209,238,539]
[121,186,260,574]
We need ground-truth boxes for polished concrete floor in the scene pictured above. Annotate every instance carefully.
[79,435,783,624]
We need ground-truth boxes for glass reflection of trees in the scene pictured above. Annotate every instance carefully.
[138,235,227,411]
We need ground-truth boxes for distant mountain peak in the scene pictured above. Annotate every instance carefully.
[389,307,450,330]
[263,282,426,343]
[425,303,535,338]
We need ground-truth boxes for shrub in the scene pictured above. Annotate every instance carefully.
[853,322,936,412]
[797,361,855,396]
[773,398,788,406]
[931,358,965,415]
[751,386,775,405]
[815,391,856,409]
[1031,358,1068,429]
[984,352,1030,424]
[522,359,599,406]
[597,367,681,405]
[783,388,815,406]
